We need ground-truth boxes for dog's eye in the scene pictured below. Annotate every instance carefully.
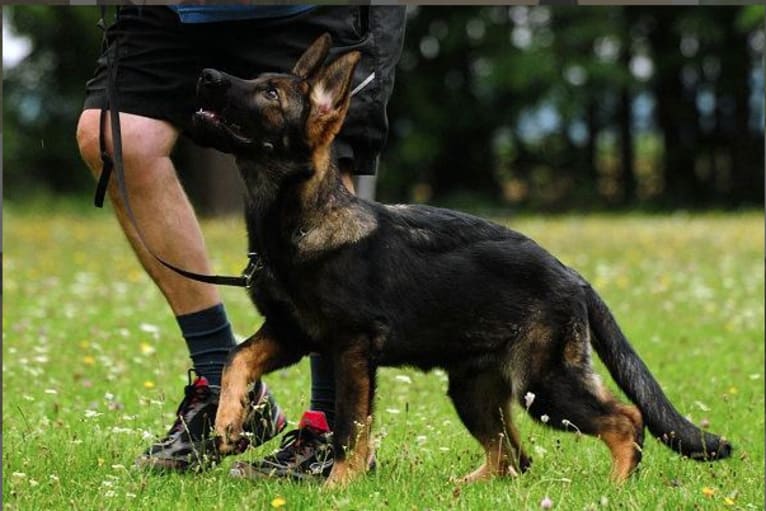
[264,88,279,101]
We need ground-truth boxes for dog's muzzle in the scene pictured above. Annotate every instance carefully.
[197,68,231,97]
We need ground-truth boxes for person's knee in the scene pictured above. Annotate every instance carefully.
[76,109,178,184]
[76,109,103,176]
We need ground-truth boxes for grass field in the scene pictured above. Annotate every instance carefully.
[3,205,764,510]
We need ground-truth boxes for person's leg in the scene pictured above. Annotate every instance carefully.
[77,111,220,317]
[77,6,286,472]
[78,111,237,387]
[76,110,286,471]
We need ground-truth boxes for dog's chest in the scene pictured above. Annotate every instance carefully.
[248,268,329,341]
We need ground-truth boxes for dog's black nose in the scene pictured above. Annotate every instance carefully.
[199,68,229,89]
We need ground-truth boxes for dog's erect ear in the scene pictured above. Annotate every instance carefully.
[306,51,361,148]
[310,51,361,114]
[292,33,332,79]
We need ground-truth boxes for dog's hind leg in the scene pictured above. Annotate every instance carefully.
[447,369,525,482]
[216,324,303,453]
[523,363,644,482]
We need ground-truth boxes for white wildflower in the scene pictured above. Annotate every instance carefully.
[139,323,159,334]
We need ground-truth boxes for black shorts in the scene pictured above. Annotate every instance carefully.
[83,6,406,175]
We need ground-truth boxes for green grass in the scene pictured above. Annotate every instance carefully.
[3,206,764,510]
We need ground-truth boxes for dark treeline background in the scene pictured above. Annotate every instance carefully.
[3,5,764,214]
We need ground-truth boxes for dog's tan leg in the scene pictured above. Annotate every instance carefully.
[524,370,644,483]
[502,398,533,473]
[215,324,301,453]
[447,370,520,483]
[325,417,373,489]
[325,344,374,489]
[460,432,520,483]
[596,403,643,482]
[461,409,529,483]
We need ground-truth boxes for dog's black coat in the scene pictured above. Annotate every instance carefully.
[197,34,731,485]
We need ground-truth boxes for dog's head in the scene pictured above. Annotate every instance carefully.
[193,33,360,164]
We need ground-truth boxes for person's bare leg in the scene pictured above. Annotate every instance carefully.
[77,109,286,472]
[77,110,220,315]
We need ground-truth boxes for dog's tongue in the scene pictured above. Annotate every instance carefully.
[196,108,220,121]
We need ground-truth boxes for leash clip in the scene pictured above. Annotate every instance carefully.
[242,252,264,288]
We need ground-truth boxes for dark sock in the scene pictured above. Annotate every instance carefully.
[309,353,336,429]
[176,303,236,387]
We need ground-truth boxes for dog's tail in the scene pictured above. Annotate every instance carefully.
[584,284,732,461]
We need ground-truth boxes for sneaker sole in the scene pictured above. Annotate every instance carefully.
[229,460,320,481]
[229,457,377,481]
[135,437,222,473]
[135,454,216,473]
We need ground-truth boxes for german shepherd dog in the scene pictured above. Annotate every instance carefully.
[193,34,731,487]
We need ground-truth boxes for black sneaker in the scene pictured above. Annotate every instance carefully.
[135,371,286,472]
[230,410,335,480]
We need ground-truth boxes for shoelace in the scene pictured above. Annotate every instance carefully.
[272,428,330,464]
[168,371,211,435]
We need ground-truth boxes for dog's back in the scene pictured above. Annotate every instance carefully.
[339,202,582,371]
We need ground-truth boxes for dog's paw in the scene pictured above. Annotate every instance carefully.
[214,383,252,454]
[214,420,244,454]
[455,462,519,484]
[323,460,366,489]
[214,429,250,455]
[323,471,351,490]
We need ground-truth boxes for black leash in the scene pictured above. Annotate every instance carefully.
[93,6,258,288]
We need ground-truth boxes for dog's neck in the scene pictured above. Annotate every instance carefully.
[240,148,377,265]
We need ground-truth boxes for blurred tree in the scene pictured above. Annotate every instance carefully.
[4,6,102,196]
[382,5,763,209]
[4,5,763,211]
[617,8,638,206]
[383,7,511,204]
[646,8,702,206]
[718,7,762,206]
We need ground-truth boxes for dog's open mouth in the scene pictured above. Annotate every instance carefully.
[193,108,254,147]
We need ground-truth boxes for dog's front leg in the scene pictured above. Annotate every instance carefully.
[215,323,301,453]
[325,342,375,489]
